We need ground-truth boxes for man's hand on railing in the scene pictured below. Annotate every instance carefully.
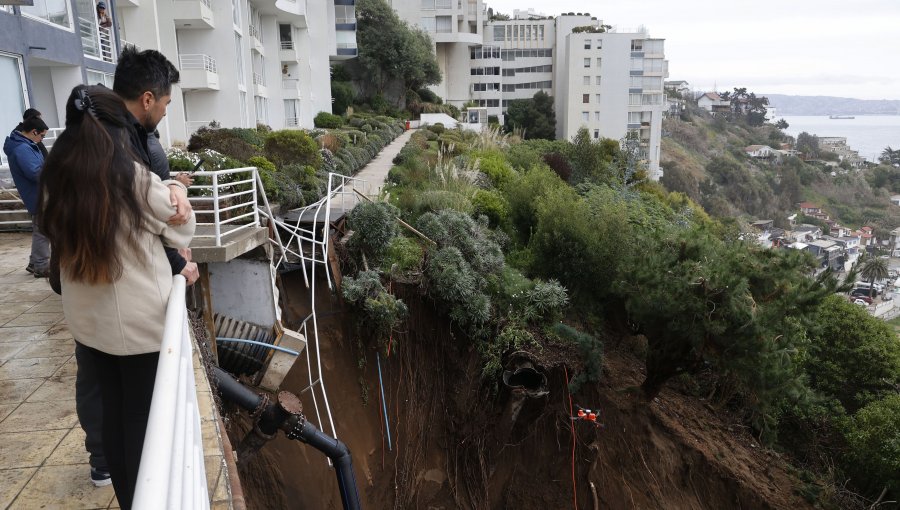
[180,262,200,286]
[167,184,193,226]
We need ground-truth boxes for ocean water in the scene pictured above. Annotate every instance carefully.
[779,115,900,163]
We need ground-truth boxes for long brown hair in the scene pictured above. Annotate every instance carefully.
[38,85,147,284]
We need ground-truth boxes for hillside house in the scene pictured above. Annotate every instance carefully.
[789,224,822,243]
[806,239,844,271]
[665,80,691,95]
[745,145,776,159]
[797,202,822,216]
[697,92,730,113]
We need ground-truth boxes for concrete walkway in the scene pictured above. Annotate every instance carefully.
[348,129,415,198]
[0,232,232,509]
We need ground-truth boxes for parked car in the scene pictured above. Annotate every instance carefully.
[850,296,873,305]
[851,288,878,298]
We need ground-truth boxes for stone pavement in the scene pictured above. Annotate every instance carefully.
[0,232,233,509]
[349,128,416,198]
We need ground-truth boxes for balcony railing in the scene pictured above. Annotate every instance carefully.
[280,40,294,50]
[248,24,261,40]
[189,167,261,247]
[285,117,299,127]
[132,275,209,510]
[180,54,218,73]
[253,72,265,86]
[335,17,356,24]
[79,17,116,64]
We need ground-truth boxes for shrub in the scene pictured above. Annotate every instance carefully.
[317,133,342,153]
[247,156,276,173]
[543,152,572,181]
[331,81,354,115]
[422,129,439,141]
[416,209,503,277]
[521,279,568,322]
[503,164,569,244]
[552,323,603,392]
[428,123,445,135]
[471,189,509,227]
[314,111,345,129]
[384,236,423,274]
[417,88,442,104]
[188,126,262,162]
[264,130,323,169]
[843,394,900,497]
[425,247,490,327]
[346,201,400,263]
[475,150,516,188]
[342,270,408,339]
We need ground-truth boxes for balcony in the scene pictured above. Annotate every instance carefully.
[279,40,299,62]
[282,79,301,99]
[333,43,357,60]
[285,117,300,128]
[173,0,215,29]
[253,72,267,96]
[79,18,115,64]
[179,54,220,90]
[335,17,356,31]
[256,0,307,29]
[249,24,265,54]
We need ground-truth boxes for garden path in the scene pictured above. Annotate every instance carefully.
[348,128,415,198]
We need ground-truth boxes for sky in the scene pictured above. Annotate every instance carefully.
[483,0,900,101]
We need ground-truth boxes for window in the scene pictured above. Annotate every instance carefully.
[435,0,451,8]
[583,94,589,103]
[596,76,601,86]
[493,26,505,41]
[284,99,299,127]
[594,111,600,121]
[0,53,27,142]
[582,111,589,122]
[628,112,642,124]
[629,93,641,106]
[583,58,590,68]
[239,91,249,127]
[631,39,643,52]
[235,34,245,85]
[595,94,601,104]
[435,15,451,33]
[526,25,531,40]
[232,0,241,27]
[421,0,434,9]
[539,25,544,40]
[593,129,599,139]
[583,76,590,86]
[513,25,518,39]
[420,17,436,32]
[254,95,269,125]
[630,58,643,71]
[645,59,664,72]
[596,58,602,68]
[595,39,602,50]
[644,39,663,53]
[584,39,591,49]
[20,0,73,30]
[85,69,114,88]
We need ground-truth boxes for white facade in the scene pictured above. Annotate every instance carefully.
[390,0,484,105]
[460,13,667,179]
[115,0,354,147]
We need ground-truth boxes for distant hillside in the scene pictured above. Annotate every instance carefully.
[764,94,900,116]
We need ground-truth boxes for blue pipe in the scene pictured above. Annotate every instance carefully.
[376,352,392,451]
[216,337,300,356]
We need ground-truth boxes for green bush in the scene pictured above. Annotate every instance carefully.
[314,111,345,129]
[471,189,509,227]
[264,130,323,169]
[247,156,276,173]
[427,123,445,135]
[522,279,568,322]
[188,126,262,162]
[843,394,900,497]
[425,247,490,327]
[346,202,400,263]
[331,81,354,114]
[422,129,439,141]
[552,324,603,392]
[475,150,516,188]
[384,236,423,274]
[417,88,442,104]
[503,164,569,244]
[342,270,408,338]
[416,209,503,276]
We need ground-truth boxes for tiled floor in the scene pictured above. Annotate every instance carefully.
[0,233,233,509]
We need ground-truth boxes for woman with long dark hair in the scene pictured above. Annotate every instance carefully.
[38,84,195,509]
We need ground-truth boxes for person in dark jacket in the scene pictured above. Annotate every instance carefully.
[3,116,50,277]
[15,109,48,158]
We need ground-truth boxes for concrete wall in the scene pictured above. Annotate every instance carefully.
[208,258,278,330]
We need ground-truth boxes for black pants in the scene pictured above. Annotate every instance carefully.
[74,343,107,471]
[75,342,159,510]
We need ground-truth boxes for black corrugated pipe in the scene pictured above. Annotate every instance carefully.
[212,366,362,510]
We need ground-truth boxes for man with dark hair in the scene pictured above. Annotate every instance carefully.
[15,109,48,157]
[3,116,50,277]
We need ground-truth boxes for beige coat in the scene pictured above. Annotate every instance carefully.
[62,168,196,356]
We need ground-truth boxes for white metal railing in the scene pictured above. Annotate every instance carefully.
[280,40,294,50]
[336,43,357,50]
[180,54,218,73]
[122,39,143,52]
[189,167,261,247]
[133,275,210,510]
[256,172,368,447]
[285,117,299,127]
[335,17,356,24]
[248,24,261,40]
[253,72,265,86]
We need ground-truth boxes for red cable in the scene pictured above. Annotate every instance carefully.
[564,365,578,510]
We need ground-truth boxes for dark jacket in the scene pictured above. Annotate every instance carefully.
[147,131,170,180]
[122,114,187,275]
[3,130,44,214]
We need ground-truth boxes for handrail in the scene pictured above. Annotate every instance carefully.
[180,54,218,73]
[188,167,261,247]
[133,275,210,510]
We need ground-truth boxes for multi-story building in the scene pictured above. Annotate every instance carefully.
[390,0,484,105]
[465,12,668,178]
[0,0,353,150]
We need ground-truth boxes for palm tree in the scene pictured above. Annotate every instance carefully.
[860,257,890,298]
[880,146,900,166]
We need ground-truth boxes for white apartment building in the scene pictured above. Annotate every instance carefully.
[0,0,353,151]
[466,12,668,179]
[389,0,485,105]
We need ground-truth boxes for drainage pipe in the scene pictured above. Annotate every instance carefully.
[211,367,362,510]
